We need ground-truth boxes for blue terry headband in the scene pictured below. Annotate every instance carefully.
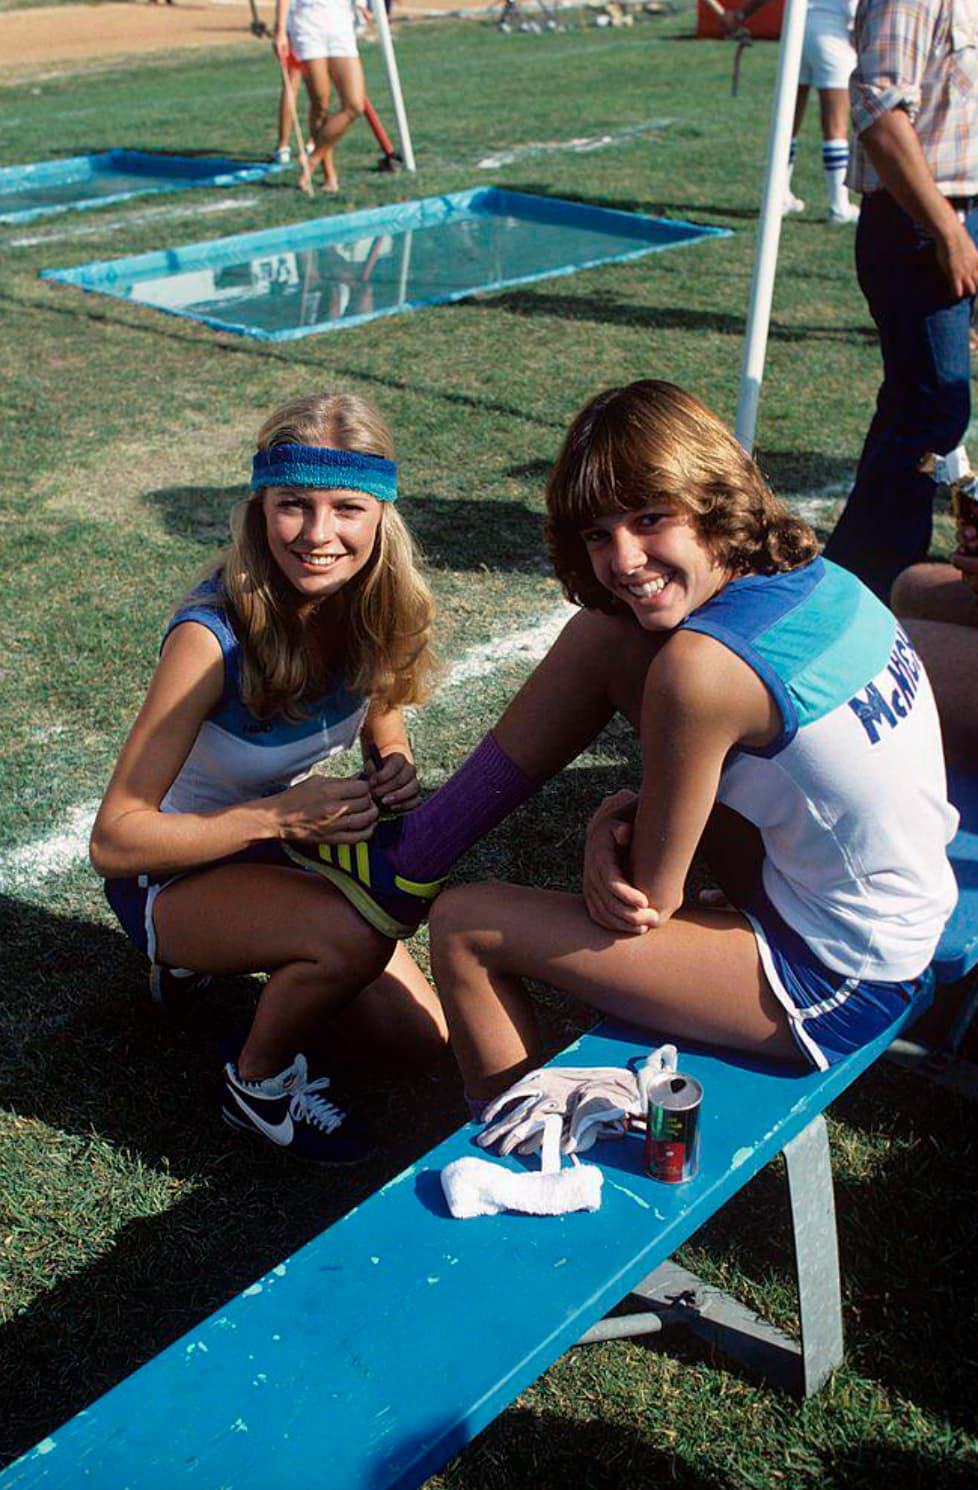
[251,444,398,503]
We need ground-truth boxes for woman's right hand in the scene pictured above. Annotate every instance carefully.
[274,27,291,60]
[271,775,380,843]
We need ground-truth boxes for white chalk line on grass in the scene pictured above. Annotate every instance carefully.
[0,800,101,896]
[0,601,577,895]
[477,118,671,170]
[6,194,259,249]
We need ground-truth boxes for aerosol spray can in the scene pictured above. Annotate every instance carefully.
[637,1045,702,1184]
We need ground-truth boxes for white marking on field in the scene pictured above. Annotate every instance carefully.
[436,598,576,695]
[477,118,670,170]
[0,800,99,895]
[6,195,259,249]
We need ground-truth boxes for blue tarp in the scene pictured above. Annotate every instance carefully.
[0,150,284,226]
[40,187,731,340]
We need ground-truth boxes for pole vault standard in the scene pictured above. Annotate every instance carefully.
[734,0,808,453]
[369,0,417,173]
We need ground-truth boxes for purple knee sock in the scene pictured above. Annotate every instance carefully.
[386,732,537,883]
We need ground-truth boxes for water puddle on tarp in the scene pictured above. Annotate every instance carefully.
[1,151,280,225]
[41,188,730,340]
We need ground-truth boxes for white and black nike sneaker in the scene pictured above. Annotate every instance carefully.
[222,1053,373,1164]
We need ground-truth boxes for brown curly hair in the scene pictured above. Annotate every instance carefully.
[545,380,819,613]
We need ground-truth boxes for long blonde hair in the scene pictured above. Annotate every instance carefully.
[546,380,819,613]
[212,391,435,719]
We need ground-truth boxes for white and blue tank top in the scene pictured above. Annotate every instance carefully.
[160,582,368,816]
[680,558,958,981]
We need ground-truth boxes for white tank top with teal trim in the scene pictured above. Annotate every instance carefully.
[160,585,368,816]
[681,558,958,981]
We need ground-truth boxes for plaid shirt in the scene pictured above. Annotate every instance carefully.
[849,0,978,194]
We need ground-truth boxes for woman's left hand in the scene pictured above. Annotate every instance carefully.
[583,790,659,935]
[366,751,421,810]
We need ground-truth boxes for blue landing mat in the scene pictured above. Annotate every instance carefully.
[0,150,284,226]
[40,187,731,340]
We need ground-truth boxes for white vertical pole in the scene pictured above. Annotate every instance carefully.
[734,0,808,452]
[368,0,417,173]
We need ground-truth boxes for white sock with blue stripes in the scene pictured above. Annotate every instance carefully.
[822,138,850,214]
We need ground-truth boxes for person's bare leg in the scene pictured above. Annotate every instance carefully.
[430,882,800,1099]
[792,83,809,137]
[306,56,366,190]
[818,86,849,141]
[276,78,290,153]
[892,561,978,626]
[300,58,335,185]
[314,940,449,1073]
[901,617,978,767]
[154,863,397,1078]
[490,608,664,782]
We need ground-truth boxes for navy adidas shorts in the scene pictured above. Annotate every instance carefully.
[104,842,300,966]
[739,885,932,1070]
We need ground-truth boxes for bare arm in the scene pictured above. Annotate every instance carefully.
[861,109,978,298]
[90,622,377,879]
[273,0,291,56]
[629,631,779,925]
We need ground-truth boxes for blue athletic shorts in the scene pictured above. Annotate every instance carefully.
[739,884,932,1071]
[104,842,299,967]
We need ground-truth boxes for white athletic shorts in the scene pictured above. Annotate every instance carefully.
[287,0,358,61]
[798,16,855,90]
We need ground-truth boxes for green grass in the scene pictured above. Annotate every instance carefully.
[1,11,977,1488]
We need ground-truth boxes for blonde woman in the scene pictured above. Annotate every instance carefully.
[90,392,446,1163]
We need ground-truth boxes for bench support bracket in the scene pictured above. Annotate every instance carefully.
[577,1114,844,1398]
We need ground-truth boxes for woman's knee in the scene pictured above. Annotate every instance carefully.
[305,908,391,985]
[429,884,504,969]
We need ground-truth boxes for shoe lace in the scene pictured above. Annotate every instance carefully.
[289,1072,345,1134]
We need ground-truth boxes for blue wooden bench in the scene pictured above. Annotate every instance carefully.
[0,1000,930,1490]
[4,771,977,1490]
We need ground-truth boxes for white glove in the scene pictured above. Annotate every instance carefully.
[477,1066,648,1157]
[563,1070,644,1154]
[477,1068,586,1157]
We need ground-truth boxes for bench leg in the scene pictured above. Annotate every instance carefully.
[783,1112,844,1395]
[578,1114,844,1398]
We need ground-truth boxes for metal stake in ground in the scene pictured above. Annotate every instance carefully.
[364,98,404,173]
[701,0,752,94]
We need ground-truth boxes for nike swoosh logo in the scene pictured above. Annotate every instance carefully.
[230,1087,294,1145]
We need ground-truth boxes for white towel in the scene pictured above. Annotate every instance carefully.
[441,1154,603,1218]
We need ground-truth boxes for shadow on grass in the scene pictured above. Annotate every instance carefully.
[417,1407,733,1490]
[141,485,551,574]
[489,285,875,345]
[502,182,763,224]
[753,450,853,499]
[3,288,568,433]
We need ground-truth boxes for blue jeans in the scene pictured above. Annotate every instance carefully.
[824,190,978,599]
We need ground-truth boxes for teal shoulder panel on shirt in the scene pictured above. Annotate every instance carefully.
[753,562,897,729]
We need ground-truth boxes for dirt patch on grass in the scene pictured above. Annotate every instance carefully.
[0,0,479,76]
